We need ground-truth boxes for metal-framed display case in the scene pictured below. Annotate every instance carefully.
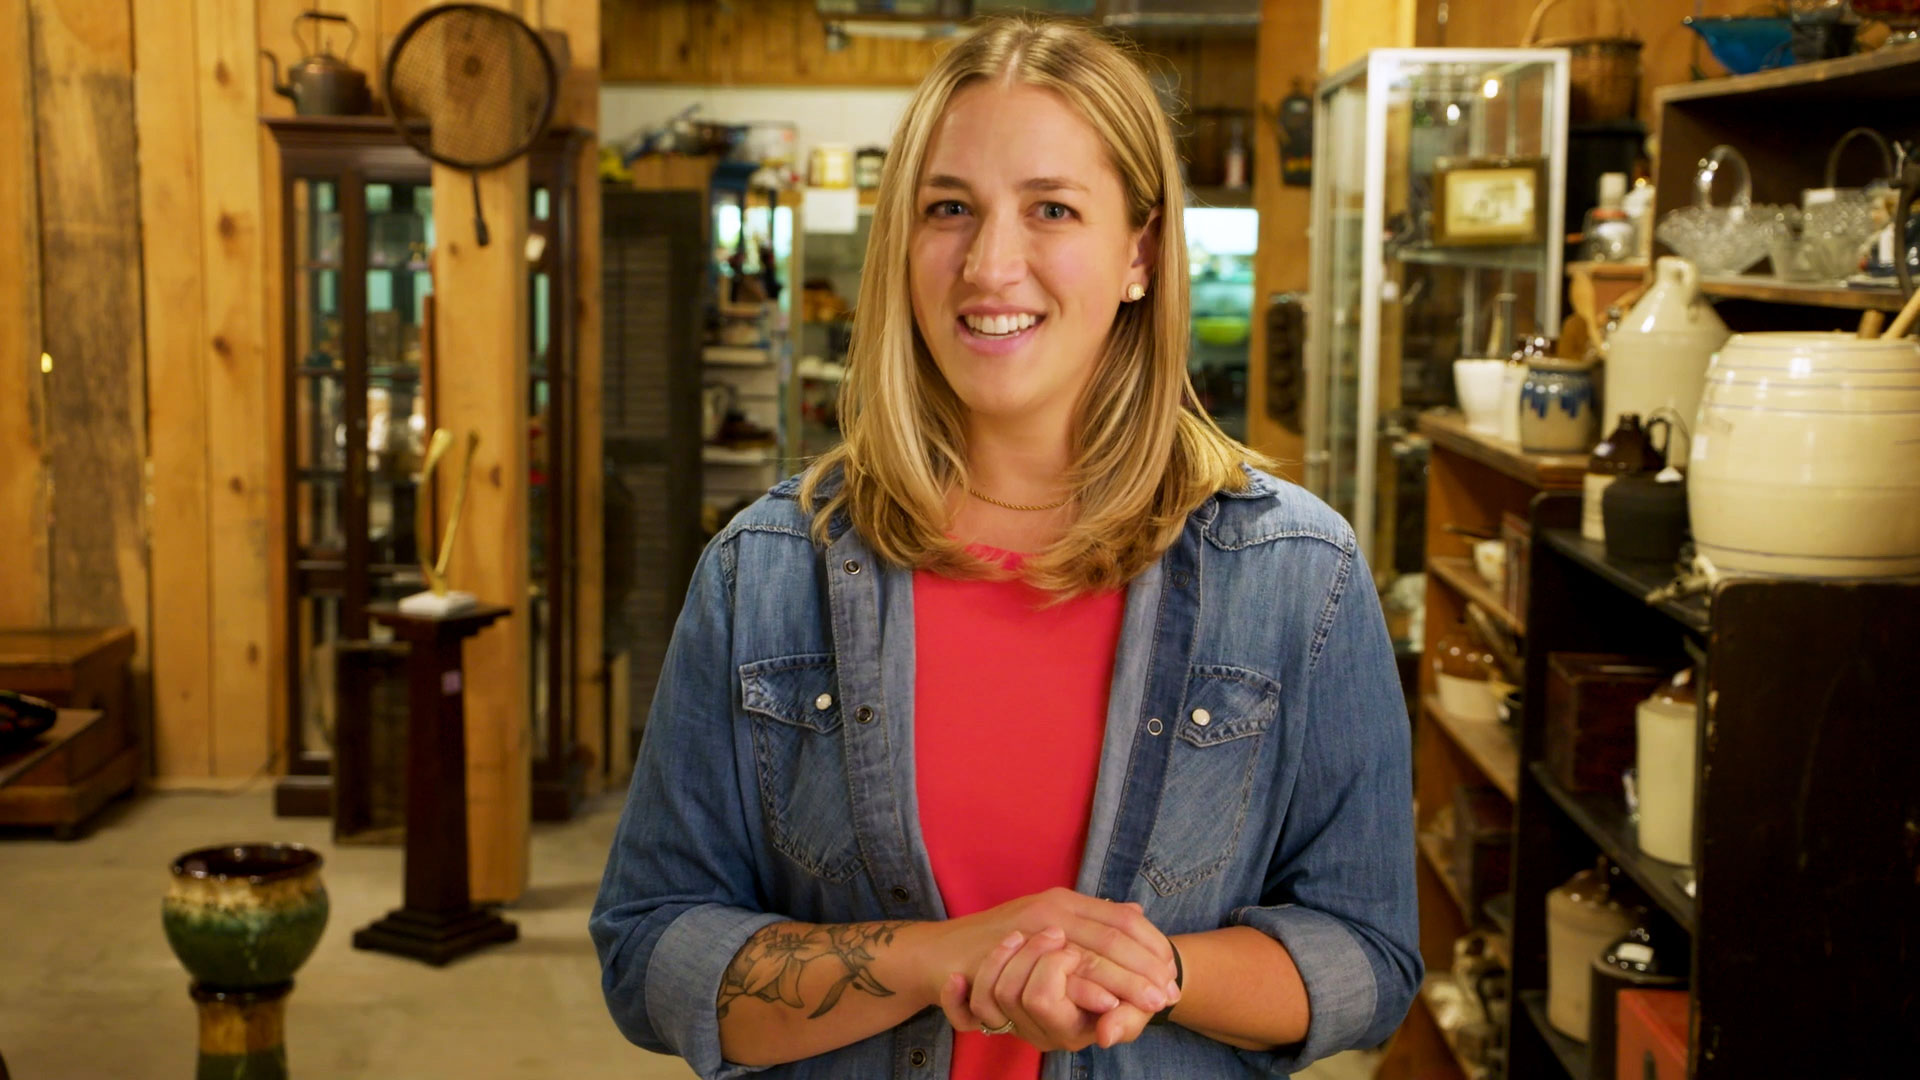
[785,198,873,463]
[265,117,589,824]
[1185,198,1256,443]
[1305,49,1568,602]
[703,167,793,535]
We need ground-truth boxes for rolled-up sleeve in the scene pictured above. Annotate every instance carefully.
[589,538,779,1080]
[1231,538,1422,1073]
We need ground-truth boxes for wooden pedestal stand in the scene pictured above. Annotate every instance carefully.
[351,603,517,965]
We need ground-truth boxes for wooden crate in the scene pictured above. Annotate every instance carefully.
[0,627,138,838]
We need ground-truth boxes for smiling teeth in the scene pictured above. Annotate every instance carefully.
[964,313,1038,336]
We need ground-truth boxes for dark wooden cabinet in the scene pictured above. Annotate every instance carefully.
[264,117,589,824]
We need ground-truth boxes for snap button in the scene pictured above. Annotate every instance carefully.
[815,693,833,711]
[1146,717,1164,736]
[891,886,912,903]
[1192,708,1211,727]
[855,705,875,724]
[909,1049,930,1068]
[843,559,862,574]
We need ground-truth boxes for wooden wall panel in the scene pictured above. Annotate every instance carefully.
[136,0,213,779]
[29,0,152,742]
[1323,0,1417,71]
[603,0,943,86]
[434,150,532,903]
[1245,0,1317,476]
[0,1,49,629]
[195,0,275,778]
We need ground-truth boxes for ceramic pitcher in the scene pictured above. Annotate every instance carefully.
[1604,257,1729,463]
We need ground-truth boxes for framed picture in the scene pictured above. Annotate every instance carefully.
[1431,157,1547,247]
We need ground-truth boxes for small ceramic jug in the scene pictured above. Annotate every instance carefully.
[1604,257,1729,461]
[1520,356,1599,454]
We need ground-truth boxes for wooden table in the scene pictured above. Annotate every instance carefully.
[0,710,101,792]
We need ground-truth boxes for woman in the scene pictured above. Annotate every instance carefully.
[592,16,1419,1080]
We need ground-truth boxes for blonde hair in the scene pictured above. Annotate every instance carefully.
[799,15,1270,596]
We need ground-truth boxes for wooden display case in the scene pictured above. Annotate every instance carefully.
[264,117,589,824]
[0,628,138,839]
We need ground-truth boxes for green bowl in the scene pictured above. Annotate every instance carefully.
[1194,316,1249,347]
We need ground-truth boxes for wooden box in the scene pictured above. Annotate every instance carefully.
[0,627,139,837]
[1451,783,1513,916]
[1544,652,1668,795]
[1616,989,1689,1080]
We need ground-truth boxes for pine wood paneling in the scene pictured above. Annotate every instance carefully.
[0,1,49,629]
[1324,0,1417,71]
[603,0,943,86]
[29,0,152,750]
[195,0,275,778]
[434,150,533,903]
[136,0,213,779]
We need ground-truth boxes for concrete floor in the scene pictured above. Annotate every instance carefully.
[0,790,1375,1080]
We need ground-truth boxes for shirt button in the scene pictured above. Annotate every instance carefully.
[843,559,862,574]
[855,705,875,724]
[1192,708,1211,727]
[815,693,833,711]
[1146,717,1164,736]
[908,1049,930,1068]
[891,886,912,903]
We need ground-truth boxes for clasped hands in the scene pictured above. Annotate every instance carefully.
[929,887,1179,1052]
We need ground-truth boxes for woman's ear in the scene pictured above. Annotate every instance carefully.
[1131,207,1162,271]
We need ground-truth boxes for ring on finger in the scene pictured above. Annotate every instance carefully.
[981,1019,1017,1036]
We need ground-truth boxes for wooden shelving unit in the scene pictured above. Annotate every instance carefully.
[1502,494,1920,1079]
[1428,556,1522,635]
[1697,275,1906,312]
[1424,696,1519,802]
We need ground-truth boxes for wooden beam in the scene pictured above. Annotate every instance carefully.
[547,0,606,796]
[29,0,151,753]
[195,0,275,778]
[136,0,213,779]
[0,0,49,629]
[1245,0,1316,477]
[434,149,533,902]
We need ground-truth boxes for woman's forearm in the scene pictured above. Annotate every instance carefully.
[1165,926,1310,1052]
[716,919,947,1067]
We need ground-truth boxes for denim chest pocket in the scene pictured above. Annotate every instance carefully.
[1141,665,1281,896]
[740,655,866,884]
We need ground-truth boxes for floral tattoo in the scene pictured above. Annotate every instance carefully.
[717,921,910,1020]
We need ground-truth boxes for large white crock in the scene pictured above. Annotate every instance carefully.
[1604,257,1729,463]
[1689,331,1920,579]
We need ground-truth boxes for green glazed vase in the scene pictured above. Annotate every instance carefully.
[163,844,328,1080]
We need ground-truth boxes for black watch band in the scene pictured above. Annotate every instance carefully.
[1146,941,1184,1027]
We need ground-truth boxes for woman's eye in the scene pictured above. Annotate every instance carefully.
[926,200,968,218]
[1038,202,1076,221]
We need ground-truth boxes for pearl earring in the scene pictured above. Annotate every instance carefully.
[1125,283,1146,302]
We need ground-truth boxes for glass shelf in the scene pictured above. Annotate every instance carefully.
[1389,244,1547,272]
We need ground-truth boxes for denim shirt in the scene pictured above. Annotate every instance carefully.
[591,467,1420,1079]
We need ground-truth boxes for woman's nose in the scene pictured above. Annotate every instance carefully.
[962,213,1026,291]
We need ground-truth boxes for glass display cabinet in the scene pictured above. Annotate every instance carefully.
[1306,49,1568,593]
[1186,203,1256,443]
[266,117,589,823]
[786,200,872,463]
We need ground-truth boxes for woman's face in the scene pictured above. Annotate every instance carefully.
[909,81,1150,432]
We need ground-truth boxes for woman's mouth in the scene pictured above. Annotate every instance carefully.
[958,312,1045,347]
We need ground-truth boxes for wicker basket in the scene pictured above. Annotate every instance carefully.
[1524,0,1642,124]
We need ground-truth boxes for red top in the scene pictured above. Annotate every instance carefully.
[913,551,1126,1080]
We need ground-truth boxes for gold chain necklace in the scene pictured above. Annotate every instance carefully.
[964,486,1074,512]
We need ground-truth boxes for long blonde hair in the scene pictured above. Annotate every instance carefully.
[800,15,1269,596]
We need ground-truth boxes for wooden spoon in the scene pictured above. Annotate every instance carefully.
[1883,286,1920,338]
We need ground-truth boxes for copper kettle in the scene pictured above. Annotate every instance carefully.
[260,11,371,117]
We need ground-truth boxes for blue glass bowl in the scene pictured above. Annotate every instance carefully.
[1684,16,1795,75]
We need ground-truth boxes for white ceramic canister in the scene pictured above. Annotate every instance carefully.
[1455,358,1507,436]
[1499,362,1526,442]
[1546,862,1632,1042]
[1636,671,1698,866]
[1689,332,1920,578]
[1605,257,1729,463]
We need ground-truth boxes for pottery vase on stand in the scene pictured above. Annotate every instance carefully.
[1604,257,1729,463]
[162,844,329,1080]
